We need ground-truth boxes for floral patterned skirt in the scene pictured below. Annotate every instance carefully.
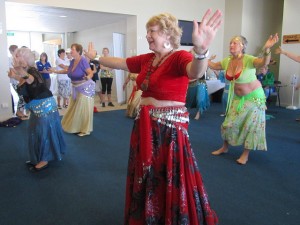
[124,105,218,225]
[221,87,267,150]
[57,78,71,98]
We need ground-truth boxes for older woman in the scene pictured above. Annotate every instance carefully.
[209,34,279,165]
[86,9,222,224]
[9,47,66,172]
[61,43,95,137]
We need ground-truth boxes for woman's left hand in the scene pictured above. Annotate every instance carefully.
[192,9,222,54]
[264,33,279,49]
[12,66,27,77]
[8,68,18,80]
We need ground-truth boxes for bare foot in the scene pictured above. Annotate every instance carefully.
[212,147,228,155]
[236,149,250,165]
[236,157,248,165]
[194,112,200,120]
[35,161,48,169]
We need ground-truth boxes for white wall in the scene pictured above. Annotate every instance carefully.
[8,0,225,54]
[1,0,225,120]
[223,0,243,59]
[0,0,12,121]
[278,0,300,107]
[241,0,283,79]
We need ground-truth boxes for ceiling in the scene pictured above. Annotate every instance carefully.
[5,2,130,33]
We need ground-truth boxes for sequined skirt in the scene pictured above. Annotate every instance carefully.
[221,87,267,150]
[25,97,66,163]
[124,105,218,225]
[186,80,210,114]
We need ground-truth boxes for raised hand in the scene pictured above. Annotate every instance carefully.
[264,33,279,49]
[8,68,24,81]
[84,42,97,60]
[209,54,217,61]
[192,9,222,54]
[275,46,283,55]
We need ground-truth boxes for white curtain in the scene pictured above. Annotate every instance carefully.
[113,33,126,104]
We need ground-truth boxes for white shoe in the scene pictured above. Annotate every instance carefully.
[77,132,90,137]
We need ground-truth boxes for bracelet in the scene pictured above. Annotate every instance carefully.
[193,48,210,60]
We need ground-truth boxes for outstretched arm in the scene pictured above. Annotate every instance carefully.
[275,46,300,63]
[85,43,128,71]
[187,9,223,79]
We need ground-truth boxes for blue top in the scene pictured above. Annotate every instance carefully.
[36,61,51,79]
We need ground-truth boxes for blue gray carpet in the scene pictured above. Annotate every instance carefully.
[0,103,299,225]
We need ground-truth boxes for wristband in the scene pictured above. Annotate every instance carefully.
[193,48,210,60]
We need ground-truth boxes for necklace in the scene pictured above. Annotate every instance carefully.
[140,49,174,91]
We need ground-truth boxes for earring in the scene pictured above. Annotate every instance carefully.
[164,42,171,49]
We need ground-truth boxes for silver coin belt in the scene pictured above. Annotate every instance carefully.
[136,106,189,129]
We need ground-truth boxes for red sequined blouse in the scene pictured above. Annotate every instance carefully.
[126,50,192,102]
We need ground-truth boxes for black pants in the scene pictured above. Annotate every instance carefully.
[101,78,113,94]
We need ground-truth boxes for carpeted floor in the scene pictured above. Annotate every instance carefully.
[0,103,299,225]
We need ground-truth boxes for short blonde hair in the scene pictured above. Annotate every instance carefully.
[146,13,182,49]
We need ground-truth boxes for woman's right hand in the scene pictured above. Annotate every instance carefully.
[192,9,222,54]
[263,33,279,50]
[84,42,97,60]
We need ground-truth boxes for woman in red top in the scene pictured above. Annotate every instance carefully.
[86,9,222,225]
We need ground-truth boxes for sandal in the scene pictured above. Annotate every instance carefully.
[63,104,68,108]
[57,105,62,109]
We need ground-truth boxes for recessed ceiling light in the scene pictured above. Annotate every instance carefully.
[59,15,67,18]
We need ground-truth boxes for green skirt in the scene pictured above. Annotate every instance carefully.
[221,87,267,150]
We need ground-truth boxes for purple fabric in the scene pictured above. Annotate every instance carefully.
[72,79,95,100]
[68,56,90,81]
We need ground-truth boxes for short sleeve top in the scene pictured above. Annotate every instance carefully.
[67,56,90,81]
[126,50,192,102]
